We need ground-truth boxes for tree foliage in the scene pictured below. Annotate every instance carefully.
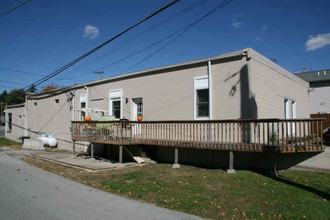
[0,90,8,103]
[26,84,37,93]
[5,89,26,105]
[41,83,59,92]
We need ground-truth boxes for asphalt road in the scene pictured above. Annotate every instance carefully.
[0,151,200,220]
[0,126,4,137]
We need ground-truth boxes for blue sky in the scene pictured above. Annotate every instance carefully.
[1,0,329,93]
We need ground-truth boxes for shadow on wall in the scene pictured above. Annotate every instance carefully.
[225,64,258,119]
[225,64,258,143]
[239,64,258,120]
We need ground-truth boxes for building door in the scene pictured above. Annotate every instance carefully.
[132,98,143,135]
[109,89,122,119]
[285,99,296,135]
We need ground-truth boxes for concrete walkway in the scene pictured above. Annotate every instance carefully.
[0,149,200,220]
[292,147,330,172]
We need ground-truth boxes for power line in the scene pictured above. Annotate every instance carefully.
[65,0,233,79]
[24,0,182,91]
[122,0,234,74]
[0,84,16,89]
[0,66,85,85]
[0,79,28,86]
[0,0,31,18]
[69,0,207,74]
[0,66,44,76]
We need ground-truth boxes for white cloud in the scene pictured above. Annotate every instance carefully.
[262,25,267,29]
[306,33,330,51]
[254,37,263,41]
[83,25,100,39]
[231,21,242,28]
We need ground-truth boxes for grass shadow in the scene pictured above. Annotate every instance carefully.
[256,171,330,200]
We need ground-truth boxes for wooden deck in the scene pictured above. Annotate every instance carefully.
[71,118,325,153]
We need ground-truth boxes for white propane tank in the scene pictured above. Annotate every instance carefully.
[48,135,58,147]
[43,136,50,146]
[38,135,47,145]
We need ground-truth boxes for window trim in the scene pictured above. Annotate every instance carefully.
[131,98,143,120]
[109,89,123,120]
[194,76,209,120]
[79,94,87,121]
[7,113,12,133]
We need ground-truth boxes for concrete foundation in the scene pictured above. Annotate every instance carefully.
[22,139,45,151]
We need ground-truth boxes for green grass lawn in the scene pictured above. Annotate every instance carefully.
[23,157,330,219]
[0,137,20,147]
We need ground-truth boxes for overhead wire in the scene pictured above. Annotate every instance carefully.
[23,0,182,91]
[121,0,234,74]
[0,0,31,18]
[0,66,85,85]
[66,0,207,75]
[0,79,28,86]
[63,0,234,80]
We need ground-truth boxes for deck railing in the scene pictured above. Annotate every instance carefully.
[71,118,325,152]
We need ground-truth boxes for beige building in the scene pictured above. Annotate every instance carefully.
[6,48,309,151]
[295,69,330,114]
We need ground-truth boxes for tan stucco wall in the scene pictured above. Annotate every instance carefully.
[27,92,73,149]
[211,58,248,119]
[248,50,309,119]
[5,106,25,142]
[87,64,209,121]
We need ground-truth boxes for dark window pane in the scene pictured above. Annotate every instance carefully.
[8,113,12,131]
[197,89,209,117]
[197,89,209,103]
[81,102,86,108]
[112,101,121,119]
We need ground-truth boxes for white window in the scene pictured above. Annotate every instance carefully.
[109,89,122,119]
[80,94,86,121]
[284,99,296,119]
[194,76,209,120]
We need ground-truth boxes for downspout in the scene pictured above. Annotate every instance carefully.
[207,60,212,120]
[71,91,75,121]
[24,95,28,137]
[4,105,7,134]
[207,60,212,147]
[84,86,89,116]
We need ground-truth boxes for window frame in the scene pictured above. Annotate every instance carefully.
[109,89,123,120]
[7,113,12,133]
[80,94,87,121]
[194,76,209,120]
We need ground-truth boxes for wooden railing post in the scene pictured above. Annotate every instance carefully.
[227,151,235,174]
[172,147,180,168]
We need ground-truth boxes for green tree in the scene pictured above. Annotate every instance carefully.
[0,90,8,102]
[5,89,26,105]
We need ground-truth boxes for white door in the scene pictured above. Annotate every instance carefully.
[285,99,296,135]
[132,98,143,135]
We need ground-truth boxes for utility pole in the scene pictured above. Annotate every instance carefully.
[94,71,104,80]
[298,67,312,73]
[0,102,2,124]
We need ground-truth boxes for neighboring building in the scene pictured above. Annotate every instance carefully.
[295,69,330,114]
[5,48,309,152]
[4,103,26,141]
